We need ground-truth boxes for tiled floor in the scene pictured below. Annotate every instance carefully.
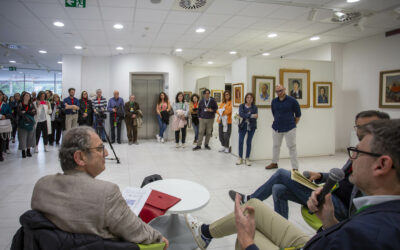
[0,133,347,250]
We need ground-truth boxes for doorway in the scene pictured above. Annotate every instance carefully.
[131,74,164,139]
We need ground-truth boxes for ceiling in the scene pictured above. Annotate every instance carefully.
[0,0,399,71]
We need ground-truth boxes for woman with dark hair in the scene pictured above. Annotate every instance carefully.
[189,93,200,144]
[237,93,258,166]
[45,90,53,102]
[172,92,189,148]
[156,92,171,143]
[49,94,64,145]
[17,92,36,158]
[217,91,232,153]
[34,91,52,153]
[0,91,12,161]
[78,90,93,126]
[10,93,21,143]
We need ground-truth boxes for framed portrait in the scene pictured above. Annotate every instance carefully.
[232,83,244,107]
[252,75,275,108]
[183,91,192,103]
[211,90,223,104]
[379,69,400,108]
[279,69,310,108]
[313,82,332,108]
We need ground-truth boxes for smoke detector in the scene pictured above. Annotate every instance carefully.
[173,0,213,12]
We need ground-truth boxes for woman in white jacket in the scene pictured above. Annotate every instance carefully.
[172,92,189,148]
[34,91,52,152]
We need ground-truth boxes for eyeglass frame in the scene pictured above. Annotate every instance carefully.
[347,146,382,160]
[86,144,105,156]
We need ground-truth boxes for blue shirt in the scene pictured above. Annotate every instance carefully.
[107,97,124,112]
[63,97,80,115]
[239,104,258,130]
[271,95,301,132]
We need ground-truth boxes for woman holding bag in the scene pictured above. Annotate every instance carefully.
[0,91,12,161]
[34,91,52,153]
[17,92,36,158]
[217,91,232,153]
[172,92,189,148]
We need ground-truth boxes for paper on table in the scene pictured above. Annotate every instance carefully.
[122,187,152,216]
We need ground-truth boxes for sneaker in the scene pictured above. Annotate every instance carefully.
[228,190,247,205]
[5,149,10,154]
[44,145,49,152]
[193,146,201,151]
[219,147,225,152]
[224,147,229,153]
[156,134,161,142]
[184,214,211,250]
[205,145,211,150]
[181,143,185,148]
[236,158,243,165]
[12,138,15,143]
[176,143,180,148]
[34,146,38,153]
[161,138,165,143]
[22,150,26,158]
[245,158,251,166]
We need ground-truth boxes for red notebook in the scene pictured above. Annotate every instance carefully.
[139,190,181,223]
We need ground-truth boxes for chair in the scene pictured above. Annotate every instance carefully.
[141,174,163,188]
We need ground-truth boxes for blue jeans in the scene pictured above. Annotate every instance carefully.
[192,123,199,141]
[250,168,348,220]
[157,115,167,138]
[93,114,105,140]
[238,127,256,158]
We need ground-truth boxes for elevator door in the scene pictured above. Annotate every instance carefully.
[131,75,163,139]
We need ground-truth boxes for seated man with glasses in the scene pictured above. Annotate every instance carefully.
[30,126,169,248]
[228,110,390,221]
[188,119,400,250]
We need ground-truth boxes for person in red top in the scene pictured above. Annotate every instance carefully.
[78,91,93,127]
[17,92,37,158]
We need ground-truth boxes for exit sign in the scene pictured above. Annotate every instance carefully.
[9,66,16,71]
[65,0,86,8]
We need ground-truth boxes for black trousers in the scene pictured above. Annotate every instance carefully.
[109,119,122,143]
[175,125,187,143]
[36,121,49,146]
[49,121,63,144]
[218,123,232,148]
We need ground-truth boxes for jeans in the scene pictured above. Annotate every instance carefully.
[93,114,106,140]
[250,168,348,220]
[238,127,256,158]
[192,123,199,141]
[157,115,167,138]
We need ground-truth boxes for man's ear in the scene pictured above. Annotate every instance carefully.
[374,155,393,176]
[73,151,86,167]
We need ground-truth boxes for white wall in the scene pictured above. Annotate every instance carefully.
[62,55,82,98]
[285,43,332,61]
[81,57,110,98]
[183,65,231,93]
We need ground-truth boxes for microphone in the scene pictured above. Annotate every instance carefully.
[303,171,311,179]
[309,168,344,214]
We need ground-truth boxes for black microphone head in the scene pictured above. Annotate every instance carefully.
[303,171,311,179]
[329,168,345,182]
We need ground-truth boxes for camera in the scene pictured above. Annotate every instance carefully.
[95,110,107,121]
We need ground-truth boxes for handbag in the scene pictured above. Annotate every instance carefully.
[139,190,181,223]
[0,119,12,134]
[18,114,35,131]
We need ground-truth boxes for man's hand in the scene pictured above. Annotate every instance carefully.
[307,187,338,229]
[307,171,322,182]
[132,114,136,118]
[161,237,169,250]
[251,114,258,119]
[83,113,88,118]
[112,108,117,113]
[234,193,255,249]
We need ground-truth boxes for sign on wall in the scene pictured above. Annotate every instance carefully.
[65,0,86,8]
[9,66,16,71]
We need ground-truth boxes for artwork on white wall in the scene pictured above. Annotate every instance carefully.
[279,69,310,108]
[232,83,244,107]
[252,75,275,108]
[211,90,223,104]
[313,82,332,108]
[379,69,400,108]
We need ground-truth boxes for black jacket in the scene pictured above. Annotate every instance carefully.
[11,210,139,250]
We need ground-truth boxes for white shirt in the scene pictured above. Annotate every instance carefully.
[353,195,400,210]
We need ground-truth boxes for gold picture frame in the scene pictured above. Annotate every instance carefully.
[252,75,275,108]
[232,83,244,107]
[379,69,400,108]
[211,90,223,104]
[279,69,310,108]
[313,82,332,108]
[183,91,192,103]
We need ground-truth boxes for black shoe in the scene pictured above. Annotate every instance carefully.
[56,142,60,145]
[27,149,32,157]
[193,146,201,151]
[0,155,3,162]
[111,141,115,144]
[117,141,121,144]
[22,150,26,158]
[228,190,247,205]
[102,139,106,142]
[205,145,211,150]
[49,142,54,146]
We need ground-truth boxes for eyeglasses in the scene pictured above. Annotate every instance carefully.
[87,145,105,156]
[275,90,283,93]
[347,147,382,160]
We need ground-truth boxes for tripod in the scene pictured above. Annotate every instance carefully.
[95,116,120,164]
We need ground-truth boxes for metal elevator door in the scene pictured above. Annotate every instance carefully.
[131,74,163,139]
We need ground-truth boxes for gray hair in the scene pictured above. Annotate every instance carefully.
[360,119,400,182]
[96,89,102,93]
[59,126,95,172]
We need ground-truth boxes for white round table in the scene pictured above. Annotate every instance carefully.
[145,179,210,250]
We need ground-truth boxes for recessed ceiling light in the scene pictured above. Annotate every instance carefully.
[38,50,47,54]
[262,52,270,56]
[175,48,183,52]
[53,21,64,27]
[347,0,360,3]
[116,46,124,50]
[74,45,83,50]
[229,51,237,55]
[207,61,213,64]
[310,36,320,41]
[19,71,23,74]
[9,60,16,63]
[57,61,63,64]
[268,33,277,38]
[113,23,124,29]
[335,11,345,17]
[196,28,206,33]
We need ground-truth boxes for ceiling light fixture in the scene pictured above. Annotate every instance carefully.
[262,52,270,56]
[268,33,277,38]
[196,28,206,33]
[229,51,237,55]
[310,36,320,41]
[347,0,360,3]
[9,60,16,63]
[207,61,213,64]
[57,61,63,64]
[53,21,64,27]
[175,48,183,52]
[113,23,124,29]
[74,45,83,50]
[38,50,47,54]
[116,46,124,50]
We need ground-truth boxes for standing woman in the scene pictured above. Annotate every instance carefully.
[45,90,53,102]
[156,92,171,143]
[17,92,36,158]
[0,91,12,161]
[10,93,21,143]
[237,93,258,166]
[50,94,64,145]
[217,91,232,153]
[78,90,93,126]
[34,91,52,152]
[189,94,200,144]
[172,92,189,148]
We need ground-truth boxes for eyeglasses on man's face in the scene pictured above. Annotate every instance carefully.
[347,147,382,160]
[87,145,105,156]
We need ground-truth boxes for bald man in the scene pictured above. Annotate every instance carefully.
[107,90,124,144]
[124,95,141,145]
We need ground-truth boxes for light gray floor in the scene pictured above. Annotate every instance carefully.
[0,134,347,250]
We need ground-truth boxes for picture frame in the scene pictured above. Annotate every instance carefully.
[279,69,310,108]
[313,82,332,108]
[252,75,275,108]
[199,87,206,97]
[211,90,223,104]
[183,91,192,103]
[379,69,400,108]
[232,83,244,107]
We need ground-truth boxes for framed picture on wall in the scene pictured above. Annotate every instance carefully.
[313,82,332,108]
[252,75,275,108]
[232,83,244,107]
[279,69,310,108]
[183,91,192,103]
[211,90,223,104]
[379,69,400,108]
[199,87,206,97]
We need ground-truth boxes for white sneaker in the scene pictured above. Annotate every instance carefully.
[176,143,180,148]
[5,149,10,154]
[245,158,252,166]
[161,138,165,143]
[34,146,38,153]
[236,158,243,165]
[181,143,185,148]
[44,145,49,152]
[184,214,211,250]
[156,134,161,142]
[219,147,225,152]
[224,147,229,153]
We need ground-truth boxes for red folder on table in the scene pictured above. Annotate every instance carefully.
[139,190,181,223]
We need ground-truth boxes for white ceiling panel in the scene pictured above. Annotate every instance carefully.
[164,11,201,25]
[205,0,249,15]
[134,22,162,34]
[100,7,134,21]
[325,0,400,12]
[136,0,174,10]
[65,6,102,20]
[10,17,45,29]
[222,16,260,28]
[268,6,309,20]
[364,13,400,29]
[250,18,288,30]
[0,1,42,19]
[159,23,191,35]
[134,9,169,23]
[275,20,312,32]
[211,27,242,37]
[297,22,340,35]
[149,47,171,54]
[71,19,104,31]
[80,31,108,45]
[238,3,281,17]
[130,47,150,53]
[98,0,137,8]
[195,14,231,26]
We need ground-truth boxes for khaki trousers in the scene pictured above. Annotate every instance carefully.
[126,121,138,142]
[197,118,214,147]
[209,199,310,250]
[65,114,78,131]
[272,128,299,170]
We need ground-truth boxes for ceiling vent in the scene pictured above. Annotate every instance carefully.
[173,0,213,12]
[322,12,362,23]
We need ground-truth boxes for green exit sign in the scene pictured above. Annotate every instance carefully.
[9,66,16,71]
[65,0,86,8]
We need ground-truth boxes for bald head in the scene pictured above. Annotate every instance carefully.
[129,95,135,102]
[113,90,119,99]
[275,85,286,98]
